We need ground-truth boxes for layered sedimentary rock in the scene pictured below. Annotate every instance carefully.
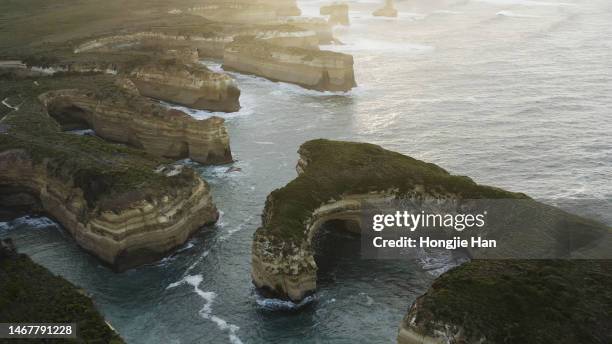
[251,139,611,343]
[39,88,233,165]
[373,0,398,17]
[282,17,335,44]
[224,38,356,91]
[0,239,125,342]
[0,76,222,270]
[251,139,527,301]
[0,148,219,271]
[73,23,319,60]
[321,3,350,26]
[130,59,241,112]
[251,139,611,304]
[186,0,301,23]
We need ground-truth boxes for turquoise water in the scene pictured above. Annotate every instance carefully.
[2,0,611,343]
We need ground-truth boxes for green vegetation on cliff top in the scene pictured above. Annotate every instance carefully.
[414,260,612,344]
[259,139,528,242]
[0,73,194,212]
[0,240,125,343]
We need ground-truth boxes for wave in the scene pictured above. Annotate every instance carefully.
[0,215,58,230]
[160,101,254,121]
[167,274,244,344]
[417,249,470,277]
[473,0,575,6]
[255,294,317,311]
[322,39,434,55]
[496,10,540,18]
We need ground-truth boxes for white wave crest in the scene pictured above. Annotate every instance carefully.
[496,10,540,18]
[167,274,243,344]
[255,294,316,311]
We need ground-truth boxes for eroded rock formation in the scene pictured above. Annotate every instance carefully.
[251,139,528,301]
[186,0,301,23]
[373,0,398,17]
[39,88,233,165]
[0,77,221,270]
[130,59,241,112]
[251,140,611,343]
[224,38,356,92]
[321,3,350,26]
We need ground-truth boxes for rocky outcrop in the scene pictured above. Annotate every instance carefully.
[39,88,233,165]
[0,239,125,342]
[1,69,223,273]
[130,59,241,112]
[373,0,398,17]
[0,149,218,271]
[397,260,612,344]
[251,139,611,343]
[251,139,611,302]
[224,38,356,92]
[321,3,350,26]
[281,17,335,44]
[251,139,527,301]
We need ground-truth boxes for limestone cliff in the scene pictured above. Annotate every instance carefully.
[73,22,320,60]
[251,139,528,301]
[186,0,301,23]
[251,139,611,343]
[321,3,350,26]
[0,148,219,271]
[130,59,241,112]
[251,138,611,328]
[0,239,125,343]
[39,88,233,165]
[224,38,356,92]
[0,76,223,270]
[281,17,335,44]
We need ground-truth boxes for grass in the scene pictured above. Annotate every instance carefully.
[258,139,528,244]
[0,240,125,344]
[0,73,194,214]
[415,260,612,344]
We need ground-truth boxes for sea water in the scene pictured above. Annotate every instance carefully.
[1,0,611,343]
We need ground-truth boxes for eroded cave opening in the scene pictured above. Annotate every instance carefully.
[312,219,362,282]
[0,185,42,221]
[311,218,430,310]
[47,100,92,132]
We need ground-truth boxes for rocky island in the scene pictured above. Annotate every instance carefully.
[0,239,124,343]
[321,3,350,26]
[251,139,611,343]
[373,0,398,18]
